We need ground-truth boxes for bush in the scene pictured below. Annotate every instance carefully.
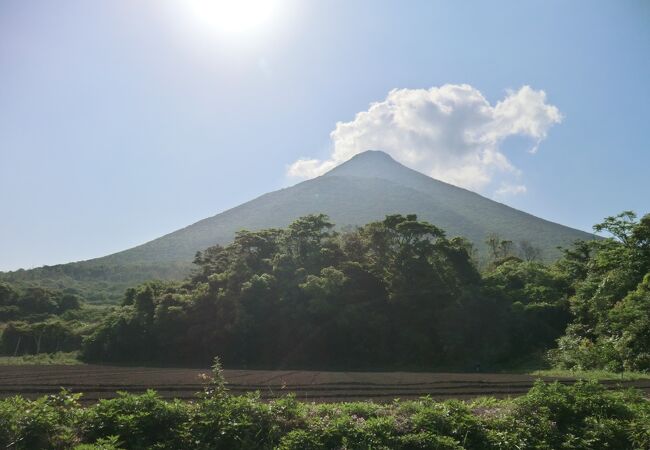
[397,432,463,450]
[490,380,650,449]
[409,399,487,449]
[548,332,624,372]
[73,435,123,450]
[80,390,190,450]
[0,381,648,449]
[0,390,81,450]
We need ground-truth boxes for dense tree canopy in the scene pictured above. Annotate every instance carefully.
[3,211,648,373]
[0,283,100,356]
[0,284,81,321]
[549,212,650,371]
[81,214,575,369]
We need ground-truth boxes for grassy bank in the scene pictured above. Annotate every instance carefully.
[531,368,650,381]
[0,351,81,365]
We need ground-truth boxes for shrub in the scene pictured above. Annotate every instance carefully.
[276,429,323,449]
[80,390,190,450]
[73,435,123,450]
[501,380,649,449]
[397,432,463,450]
[0,381,648,449]
[0,391,81,450]
[409,399,488,449]
[192,392,288,449]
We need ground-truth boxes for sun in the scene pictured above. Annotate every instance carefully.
[185,0,282,35]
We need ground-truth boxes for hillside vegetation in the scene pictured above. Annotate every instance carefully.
[78,211,649,374]
[0,282,106,357]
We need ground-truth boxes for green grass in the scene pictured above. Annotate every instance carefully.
[531,368,650,381]
[0,351,82,365]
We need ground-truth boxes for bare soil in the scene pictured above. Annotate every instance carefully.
[1,365,648,403]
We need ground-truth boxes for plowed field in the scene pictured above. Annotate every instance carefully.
[1,365,648,403]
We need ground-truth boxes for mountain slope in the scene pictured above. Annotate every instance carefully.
[99,150,592,264]
[1,150,594,302]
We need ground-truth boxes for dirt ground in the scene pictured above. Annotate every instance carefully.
[1,365,648,403]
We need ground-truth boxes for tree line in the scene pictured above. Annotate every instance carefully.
[0,284,102,355]
[79,212,631,370]
[3,211,648,372]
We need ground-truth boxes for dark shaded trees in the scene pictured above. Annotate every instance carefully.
[1,319,81,355]
[8,211,648,371]
[81,214,574,369]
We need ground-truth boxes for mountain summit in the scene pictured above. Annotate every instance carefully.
[324,150,401,178]
[2,150,594,301]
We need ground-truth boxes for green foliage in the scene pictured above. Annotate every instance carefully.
[397,432,463,449]
[73,435,123,450]
[484,381,650,449]
[192,393,285,450]
[0,261,192,305]
[4,210,647,375]
[80,391,190,450]
[198,356,229,400]
[81,214,571,369]
[1,319,82,355]
[0,382,648,449]
[549,212,650,372]
[483,260,572,362]
[610,273,650,371]
[0,283,84,321]
[530,368,650,381]
[407,399,488,449]
[0,351,81,365]
[0,282,102,358]
[0,390,82,449]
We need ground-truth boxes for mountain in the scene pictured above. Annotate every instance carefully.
[1,150,594,302]
[99,150,592,264]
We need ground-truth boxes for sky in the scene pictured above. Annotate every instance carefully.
[0,0,648,271]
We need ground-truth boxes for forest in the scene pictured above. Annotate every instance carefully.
[6,210,645,373]
[1,211,648,372]
[0,283,101,356]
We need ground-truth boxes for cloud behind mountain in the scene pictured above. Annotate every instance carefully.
[288,84,562,196]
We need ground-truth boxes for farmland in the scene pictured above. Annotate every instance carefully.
[1,365,649,404]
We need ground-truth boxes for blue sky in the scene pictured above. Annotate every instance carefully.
[1,0,648,271]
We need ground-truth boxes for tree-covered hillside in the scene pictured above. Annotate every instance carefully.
[80,211,650,372]
[2,210,648,376]
[0,261,192,304]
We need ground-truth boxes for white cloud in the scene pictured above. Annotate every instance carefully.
[288,84,562,195]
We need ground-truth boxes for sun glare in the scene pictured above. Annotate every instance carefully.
[185,0,281,35]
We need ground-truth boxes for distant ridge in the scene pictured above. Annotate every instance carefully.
[1,150,594,302]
